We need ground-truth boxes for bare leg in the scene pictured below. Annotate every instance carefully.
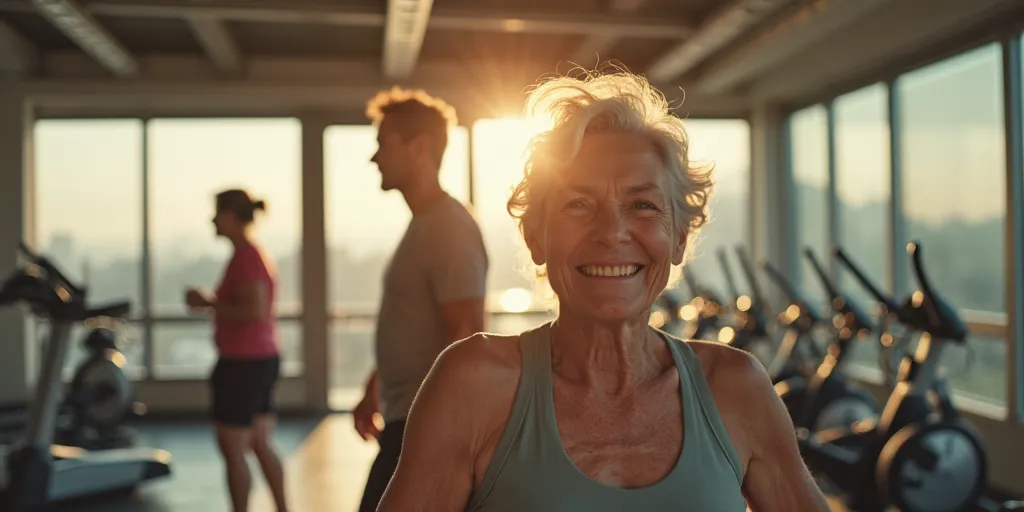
[251,414,288,512]
[215,423,254,512]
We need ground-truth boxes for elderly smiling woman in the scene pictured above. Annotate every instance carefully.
[376,70,830,511]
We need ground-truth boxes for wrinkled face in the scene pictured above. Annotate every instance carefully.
[370,116,424,192]
[527,132,688,321]
[212,209,242,238]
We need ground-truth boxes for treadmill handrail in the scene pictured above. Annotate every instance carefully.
[84,301,132,321]
[19,242,83,298]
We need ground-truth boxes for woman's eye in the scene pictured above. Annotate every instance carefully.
[634,200,658,210]
[567,198,588,209]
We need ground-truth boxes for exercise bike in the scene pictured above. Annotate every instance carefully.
[797,242,988,512]
[650,290,685,336]
[714,247,772,354]
[0,242,172,511]
[774,247,879,433]
[759,259,828,385]
[728,245,779,366]
[677,267,727,341]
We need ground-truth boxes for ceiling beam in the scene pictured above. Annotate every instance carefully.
[20,77,749,119]
[187,16,243,75]
[382,0,433,80]
[0,1,692,39]
[29,0,138,78]
[695,0,894,94]
[0,21,37,76]
[568,0,651,68]
[646,0,796,83]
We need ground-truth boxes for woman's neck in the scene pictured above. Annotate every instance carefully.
[549,313,666,395]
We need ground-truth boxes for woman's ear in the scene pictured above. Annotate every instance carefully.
[524,223,546,267]
[671,226,689,266]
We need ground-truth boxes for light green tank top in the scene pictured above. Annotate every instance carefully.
[466,322,747,511]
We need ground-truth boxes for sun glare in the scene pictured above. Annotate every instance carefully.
[498,287,534,313]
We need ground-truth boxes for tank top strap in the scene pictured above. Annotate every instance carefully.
[465,324,545,511]
[660,334,744,485]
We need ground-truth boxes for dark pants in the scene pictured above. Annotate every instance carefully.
[358,420,406,512]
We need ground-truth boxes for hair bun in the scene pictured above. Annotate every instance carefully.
[253,200,267,211]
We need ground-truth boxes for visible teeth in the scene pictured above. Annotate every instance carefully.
[581,265,639,277]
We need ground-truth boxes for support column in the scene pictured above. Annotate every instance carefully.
[0,85,33,404]
[300,116,329,411]
[749,101,789,273]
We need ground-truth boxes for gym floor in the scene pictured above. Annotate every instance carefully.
[56,413,854,512]
[59,414,377,512]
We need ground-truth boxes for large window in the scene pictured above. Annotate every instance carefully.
[897,43,1007,404]
[679,120,752,304]
[788,106,830,307]
[147,118,304,379]
[34,119,146,378]
[324,124,470,409]
[471,118,558,338]
[471,118,549,315]
[832,84,892,369]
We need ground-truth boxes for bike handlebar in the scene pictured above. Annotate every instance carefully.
[716,248,740,300]
[804,248,839,300]
[735,246,767,305]
[833,246,900,312]
[761,261,801,305]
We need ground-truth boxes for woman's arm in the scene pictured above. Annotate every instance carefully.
[725,350,831,511]
[212,282,269,322]
[191,282,269,323]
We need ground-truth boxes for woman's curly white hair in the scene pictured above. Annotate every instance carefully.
[507,68,715,292]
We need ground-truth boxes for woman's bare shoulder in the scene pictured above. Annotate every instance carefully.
[440,332,523,373]
[424,332,527,403]
[683,339,769,386]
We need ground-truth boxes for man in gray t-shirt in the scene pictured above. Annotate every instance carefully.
[353,88,488,512]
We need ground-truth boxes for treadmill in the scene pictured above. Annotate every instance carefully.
[0,242,172,511]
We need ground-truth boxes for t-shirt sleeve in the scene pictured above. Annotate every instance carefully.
[232,246,270,284]
[426,219,489,303]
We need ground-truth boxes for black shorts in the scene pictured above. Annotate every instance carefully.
[209,356,280,427]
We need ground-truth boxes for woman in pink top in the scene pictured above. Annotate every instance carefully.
[185,189,288,512]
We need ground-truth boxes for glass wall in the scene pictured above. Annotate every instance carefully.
[787,40,1016,408]
[323,124,470,409]
[787,105,830,307]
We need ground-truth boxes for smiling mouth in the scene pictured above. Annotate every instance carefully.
[577,264,644,278]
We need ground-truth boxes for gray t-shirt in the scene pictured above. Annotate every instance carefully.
[375,194,489,422]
